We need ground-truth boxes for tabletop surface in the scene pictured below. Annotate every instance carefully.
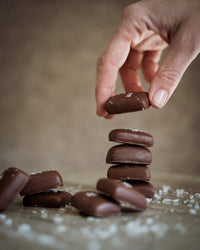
[0,174,200,250]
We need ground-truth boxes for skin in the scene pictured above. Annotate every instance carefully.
[95,0,200,118]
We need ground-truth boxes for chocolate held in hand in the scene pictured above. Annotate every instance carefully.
[71,191,121,217]
[0,168,30,211]
[20,170,63,196]
[105,92,150,114]
[109,129,154,147]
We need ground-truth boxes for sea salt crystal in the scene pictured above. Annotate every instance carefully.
[4,218,12,226]
[88,241,101,250]
[162,198,172,205]
[41,213,48,219]
[162,185,171,194]
[85,192,97,197]
[154,193,161,200]
[126,93,132,98]
[32,210,37,214]
[56,225,68,233]
[174,223,186,234]
[0,214,6,220]
[18,224,31,233]
[175,189,188,197]
[87,217,100,222]
[195,193,200,198]
[53,216,63,224]
[38,234,56,245]
[189,209,197,215]
[146,218,154,225]
[172,199,180,204]
[122,181,132,188]
[146,198,152,204]
[0,174,3,180]
[194,202,200,209]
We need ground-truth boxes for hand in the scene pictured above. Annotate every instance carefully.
[95,0,200,118]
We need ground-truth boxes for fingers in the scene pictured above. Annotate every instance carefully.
[142,50,163,83]
[95,31,131,117]
[149,28,199,109]
[120,49,145,93]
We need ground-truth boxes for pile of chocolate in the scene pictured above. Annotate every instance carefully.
[71,128,154,217]
[0,168,71,211]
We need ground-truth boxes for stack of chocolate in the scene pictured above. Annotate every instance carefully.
[106,129,154,198]
[0,168,71,211]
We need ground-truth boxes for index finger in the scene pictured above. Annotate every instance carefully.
[95,29,131,117]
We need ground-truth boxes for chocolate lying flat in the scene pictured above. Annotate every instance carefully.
[107,165,151,181]
[0,168,30,211]
[96,178,147,211]
[20,170,63,196]
[106,145,152,165]
[23,190,71,208]
[128,181,154,198]
[105,92,150,114]
[109,129,153,147]
[71,191,121,217]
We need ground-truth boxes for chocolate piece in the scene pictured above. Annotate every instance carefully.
[20,170,63,196]
[71,191,121,217]
[107,165,151,181]
[105,92,150,114]
[23,190,71,208]
[106,145,152,165]
[96,178,147,211]
[0,168,30,211]
[109,129,153,147]
[128,181,154,198]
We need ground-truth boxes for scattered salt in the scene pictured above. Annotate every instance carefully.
[32,210,37,214]
[0,214,6,220]
[41,213,48,219]
[162,198,172,205]
[194,202,200,210]
[18,223,31,233]
[122,182,132,188]
[56,225,68,233]
[87,217,100,222]
[146,198,152,204]
[85,192,97,197]
[41,209,47,214]
[88,241,101,250]
[146,218,154,224]
[195,193,200,198]
[174,223,187,234]
[0,174,3,180]
[53,216,63,224]
[4,218,12,226]
[126,93,132,98]
[172,199,179,204]
[189,209,197,215]
[154,193,161,200]
[38,234,56,245]
[162,185,171,195]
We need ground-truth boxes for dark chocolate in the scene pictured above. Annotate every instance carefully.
[105,92,150,114]
[128,181,154,198]
[0,168,30,211]
[96,178,147,211]
[107,165,151,181]
[20,170,63,196]
[106,145,152,165]
[23,190,72,208]
[109,129,153,147]
[71,191,121,217]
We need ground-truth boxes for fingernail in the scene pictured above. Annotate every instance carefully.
[152,89,168,108]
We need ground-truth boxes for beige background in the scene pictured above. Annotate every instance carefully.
[0,0,200,184]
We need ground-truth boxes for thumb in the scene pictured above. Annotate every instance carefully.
[149,29,199,109]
